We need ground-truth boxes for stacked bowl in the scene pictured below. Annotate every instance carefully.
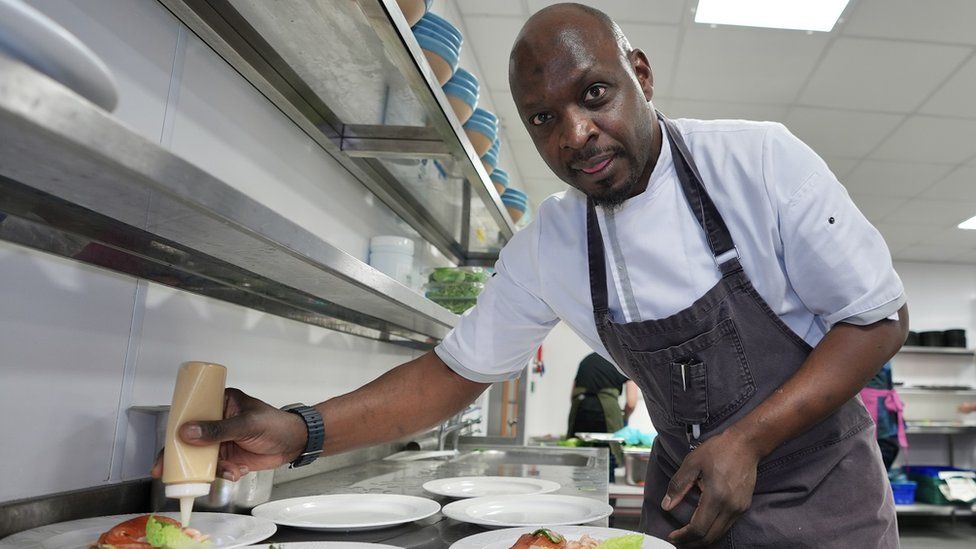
[489,168,509,197]
[481,137,500,175]
[396,0,433,26]
[463,107,498,157]
[501,187,528,224]
[443,68,479,124]
[413,12,462,85]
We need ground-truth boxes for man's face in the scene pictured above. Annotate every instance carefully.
[510,25,656,207]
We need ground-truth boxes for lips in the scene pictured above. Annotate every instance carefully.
[574,155,615,175]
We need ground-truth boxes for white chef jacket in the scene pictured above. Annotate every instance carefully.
[436,117,906,382]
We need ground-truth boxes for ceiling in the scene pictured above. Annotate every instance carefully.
[448,0,976,264]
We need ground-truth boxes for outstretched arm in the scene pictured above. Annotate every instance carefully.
[151,351,489,480]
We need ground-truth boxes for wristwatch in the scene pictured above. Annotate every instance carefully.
[280,403,325,468]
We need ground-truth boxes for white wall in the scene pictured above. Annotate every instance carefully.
[0,0,445,502]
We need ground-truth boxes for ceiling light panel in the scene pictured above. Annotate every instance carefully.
[695,0,850,32]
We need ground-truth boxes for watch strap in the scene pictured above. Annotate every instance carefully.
[281,404,324,468]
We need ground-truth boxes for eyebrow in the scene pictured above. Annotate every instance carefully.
[518,66,596,113]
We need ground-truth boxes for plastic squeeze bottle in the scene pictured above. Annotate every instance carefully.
[162,361,227,526]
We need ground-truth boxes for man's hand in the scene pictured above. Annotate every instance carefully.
[663,429,760,547]
[150,388,307,481]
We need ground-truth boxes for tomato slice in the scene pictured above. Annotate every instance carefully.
[94,514,180,548]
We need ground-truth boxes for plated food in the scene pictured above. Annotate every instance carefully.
[90,514,210,548]
[509,528,643,549]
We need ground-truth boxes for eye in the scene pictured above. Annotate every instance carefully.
[584,84,607,102]
[529,112,553,126]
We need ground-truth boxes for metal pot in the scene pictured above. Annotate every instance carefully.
[130,406,274,513]
[623,448,651,486]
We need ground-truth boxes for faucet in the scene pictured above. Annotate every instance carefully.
[437,417,482,451]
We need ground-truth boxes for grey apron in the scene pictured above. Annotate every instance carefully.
[587,114,898,547]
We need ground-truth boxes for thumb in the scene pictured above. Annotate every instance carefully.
[663,460,700,511]
[180,415,251,446]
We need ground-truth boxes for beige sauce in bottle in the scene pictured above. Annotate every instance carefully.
[162,361,227,526]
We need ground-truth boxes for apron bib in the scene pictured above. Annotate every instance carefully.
[587,114,898,548]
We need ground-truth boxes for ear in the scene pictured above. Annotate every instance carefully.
[629,49,654,102]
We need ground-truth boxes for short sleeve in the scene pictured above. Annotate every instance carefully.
[765,124,905,327]
[435,220,560,382]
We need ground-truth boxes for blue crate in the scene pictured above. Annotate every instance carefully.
[891,481,917,505]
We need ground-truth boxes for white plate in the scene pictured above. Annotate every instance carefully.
[450,526,674,549]
[248,541,400,549]
[441,495,613,528]
[0,512,276,549]
[251,494,440,531]
[424,476,560,498]
[0,0,118,110]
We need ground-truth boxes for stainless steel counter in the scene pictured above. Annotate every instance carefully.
[263,445,610,548]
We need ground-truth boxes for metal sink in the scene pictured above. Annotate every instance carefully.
[452,448,596,467]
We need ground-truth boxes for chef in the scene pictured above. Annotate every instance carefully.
[154,3,908,547]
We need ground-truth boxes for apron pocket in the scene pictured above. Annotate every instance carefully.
[671,358,708,424]
[625,318,755,429]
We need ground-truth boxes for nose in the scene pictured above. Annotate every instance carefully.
[559,107,597,151]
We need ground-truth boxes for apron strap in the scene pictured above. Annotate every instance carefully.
[586,198,610,317]
[658,113,739,269]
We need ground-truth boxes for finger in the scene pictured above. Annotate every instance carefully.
[150,450,164,478]
[699,510,737,546]
[217,459,250,482]
[663,460,701,511]
[669,489,721,546]
[180,414,253,446]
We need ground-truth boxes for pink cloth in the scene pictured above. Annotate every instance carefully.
[860,387,908,448]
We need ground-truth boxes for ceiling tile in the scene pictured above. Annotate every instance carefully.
[455,0,525,16]
[894,244,975,263]
[849,194,906,222]
[842,0,976,45]
[617,23,681,96]
[843,160,954,198]
[821,156,860,178]
[489,86,533,143]
[461,16,525,93]
[527,0,686,25]
[872,116,976,164]
[926,166,976,202]
[920,55,976,119]
[785,107,903,157]
[799,38,970,112]
[874,223,942,249]
[673,26,829,104]
[882,198,976,226]
[666,99,789,123]
[510,138,556,179]
[921,226,976,251]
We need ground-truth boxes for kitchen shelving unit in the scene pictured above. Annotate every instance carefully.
[0,0,521,349]
[891,345,976,515]
[157,0,515,266]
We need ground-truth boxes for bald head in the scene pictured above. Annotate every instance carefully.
[510,3,631,88]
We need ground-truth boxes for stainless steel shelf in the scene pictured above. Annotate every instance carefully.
[0,54,456,347]
[907,422,976,435]
[895,503,962,516]
[899,388,976,396]
[898,346,976,356]
[158,0,515,265]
